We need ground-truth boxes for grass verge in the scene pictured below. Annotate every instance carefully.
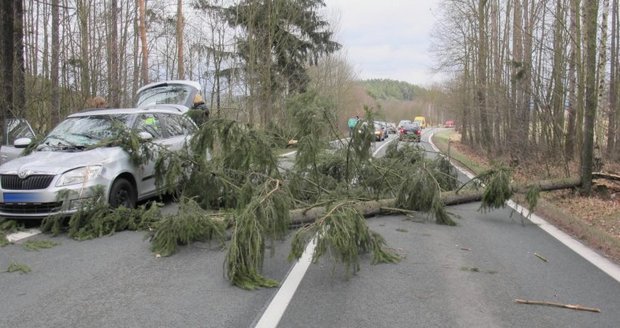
[432,130,490,175]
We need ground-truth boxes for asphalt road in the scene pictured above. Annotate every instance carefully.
[1,130,619,328]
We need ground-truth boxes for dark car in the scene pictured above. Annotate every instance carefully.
[398,122,422,142]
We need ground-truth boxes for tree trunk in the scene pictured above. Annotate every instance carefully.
[550,0,566,157]
[477,0,491,152]
[608,0,619,157]
[289,178,582,225]
[77,0,91,102]
[109,0,120,107]
[0,1,13,143]
[581,0,599,194]
[565,0,580,160]
[176,0,184,79]
[12,0,25,117]
[51,0,60,126]
[138,0,148,85]
[597,0,610,147]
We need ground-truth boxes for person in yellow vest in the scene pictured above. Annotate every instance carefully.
[189,94,210,125]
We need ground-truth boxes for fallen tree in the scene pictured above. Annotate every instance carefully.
[34,97,594,290]
[289,177,582,225]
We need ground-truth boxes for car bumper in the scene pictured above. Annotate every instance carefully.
[0,178,109,219]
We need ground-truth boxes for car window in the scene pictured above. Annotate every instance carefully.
[135,113,163,139]
[40,114,131,148]
[159,114,185,138]
[176,114,197,135]
[136,85,192,108]
[3,118,35,146]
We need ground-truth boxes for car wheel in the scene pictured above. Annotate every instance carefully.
[109,178,137,209]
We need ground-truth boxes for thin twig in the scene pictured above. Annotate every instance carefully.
[534,252,548,262]
[514,299,601,313]
[380,207,419,216]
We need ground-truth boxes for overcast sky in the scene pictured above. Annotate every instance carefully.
[322,0,443,86]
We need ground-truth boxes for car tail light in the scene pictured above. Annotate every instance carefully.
[416,130,421,135]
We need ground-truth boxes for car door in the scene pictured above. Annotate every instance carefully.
[134,112,196,197]
[0,118,35,165]
[133,113,164,197]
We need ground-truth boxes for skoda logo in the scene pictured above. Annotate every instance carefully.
[18,169,32,179]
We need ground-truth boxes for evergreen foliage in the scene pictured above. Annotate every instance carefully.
[6,262,31,274]
[289,203,400,277]
[525,185,540,215]
[148,197,228,257]
[476,166,514,213]
[220,0,341,93]
[21,239,60,251]
[226,178,291,289]
[395,162,456,226]
[41,188,161,240]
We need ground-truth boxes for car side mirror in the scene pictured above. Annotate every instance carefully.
[14,137,32,148]
[137,131,153,141]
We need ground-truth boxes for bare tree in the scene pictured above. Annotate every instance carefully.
[138,0,149,85]
[581,0,600,194]
[177,0,185,79]
[51,0,60,126]
[607,0,619,157]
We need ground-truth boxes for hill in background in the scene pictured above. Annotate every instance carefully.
[360,79,427,102]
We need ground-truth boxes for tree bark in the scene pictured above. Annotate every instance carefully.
[51,0,60,126]
[565,0,580,160]
[176,0,184,79]
[607,0,619,157]
[581,0,600,194]
[289,177,582,225]
[0,1,14,124]
[138,0,148,85]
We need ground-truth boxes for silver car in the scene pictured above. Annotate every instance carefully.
[0,106,197,219]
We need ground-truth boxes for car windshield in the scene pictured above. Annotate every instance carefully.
[38,114,132,150]
[136,85,192,107]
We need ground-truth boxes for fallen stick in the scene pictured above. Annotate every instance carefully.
[534,252,548,262]
[514,299,601,313]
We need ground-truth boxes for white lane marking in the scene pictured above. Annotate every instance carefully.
[372,135,397,157]
[428,131,620,283]
[254,239,316,328]
[6,229,42,243]
[255,136,396,327]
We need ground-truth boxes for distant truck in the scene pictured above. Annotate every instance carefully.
[414,116,427,129]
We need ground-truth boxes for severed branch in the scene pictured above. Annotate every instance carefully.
[514,299,601,313]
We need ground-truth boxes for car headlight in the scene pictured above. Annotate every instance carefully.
[56,165,103,187]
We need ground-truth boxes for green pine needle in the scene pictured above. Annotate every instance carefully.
[22,240,60,251]
[225,179,291,289]
[477,166,514,213]
[289,203,400,278]
[148,197,227,257]
[7,262,31,274]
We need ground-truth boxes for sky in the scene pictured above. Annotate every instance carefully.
[322,0,443,86]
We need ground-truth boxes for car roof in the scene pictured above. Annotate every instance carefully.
[70,105,188,117]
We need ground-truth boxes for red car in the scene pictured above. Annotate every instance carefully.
[444,120,455,128]
[398,122,422,142]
